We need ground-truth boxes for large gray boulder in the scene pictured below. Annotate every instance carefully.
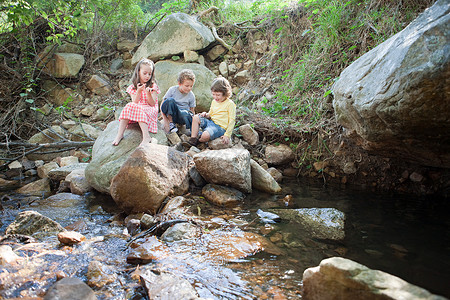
[194,148,252,193]
[155,60,217,112]
[85,120,168,194]
[332,0,450,168]
[303,257,447,300]
[132,13,214,64]
[38,52,85,78]
[110,143,192,214]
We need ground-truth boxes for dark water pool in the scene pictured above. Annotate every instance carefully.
[239,178,450,298]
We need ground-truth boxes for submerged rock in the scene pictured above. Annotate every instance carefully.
[0,245,20,265]
[5,210,65,238]
[139,268,200,300]
[44,277,97,300]
[270,208,345,240]
[256,209,281,224]
[86,260,117,288]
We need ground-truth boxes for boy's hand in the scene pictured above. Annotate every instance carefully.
[221,135,230,144]
[200,112,207,118]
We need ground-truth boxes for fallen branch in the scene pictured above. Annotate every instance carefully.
[91,51,118,65]
[197,6,232,52]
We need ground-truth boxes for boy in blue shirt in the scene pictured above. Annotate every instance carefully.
[160,69,196,133]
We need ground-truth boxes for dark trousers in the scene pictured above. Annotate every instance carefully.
[160,98,193,129]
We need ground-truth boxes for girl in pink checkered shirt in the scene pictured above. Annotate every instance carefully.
[112,58,160,147]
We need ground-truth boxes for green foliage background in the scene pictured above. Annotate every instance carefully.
[0,0,433,142]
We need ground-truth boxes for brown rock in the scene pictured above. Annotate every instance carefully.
[57,231,86,245]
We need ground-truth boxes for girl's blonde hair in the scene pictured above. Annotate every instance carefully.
[178,69,196,84]
[211,76,232,98]
[131,58,155,89]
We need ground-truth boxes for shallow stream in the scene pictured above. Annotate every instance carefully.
[1,177,449,299]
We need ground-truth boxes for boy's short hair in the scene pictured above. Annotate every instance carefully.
[178,69,196,84]
[211,76,232,98]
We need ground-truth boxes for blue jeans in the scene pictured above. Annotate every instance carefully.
[161,98,193,129]
[200,117,226,140]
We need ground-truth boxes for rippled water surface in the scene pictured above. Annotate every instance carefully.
[1,177,449,299]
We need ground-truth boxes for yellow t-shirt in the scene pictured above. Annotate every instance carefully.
[209,98,236,137]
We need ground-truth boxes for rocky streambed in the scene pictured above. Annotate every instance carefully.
[1,174,449,299]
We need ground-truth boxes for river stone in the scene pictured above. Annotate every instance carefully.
[86,261,117,288]
[37,161,60,178]
[5,210,65,238]
[332,0,450,168]
[110,143,191,214]
[239,124,259,146]
[66,169,92,195]
[189,166,207,187]
[159,196,186,214]
[160,222,200,242]
[250,159,282,194]
[201,230,264,263]
[31,193,87,224]
[59,156,79,167]
[0,177,18,188]
[155,60,217,112]
[127,236,171,264]
[48,163,88,181]
[139,268,200,300]
[267,167,283,182]
[132,12,214,64]
[44,277,97,300]
[194,148,252,193]
[270,208,345,240]
[0,245,20,265]
[85,120,168,194]
[264,144,295,166]
[57,231,86,245]
[302,257,447,300]
[202,184,245,207]
[16,178,51,197]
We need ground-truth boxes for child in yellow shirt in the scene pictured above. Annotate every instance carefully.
[189,76,236,146]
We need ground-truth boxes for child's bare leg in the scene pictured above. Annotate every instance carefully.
[199,131,211,143]
[190,115,201,138]
[161,112,173,133]
[112,119,128,146]
[138,122,151,146]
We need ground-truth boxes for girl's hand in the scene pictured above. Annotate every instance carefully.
[136,83,145,92]
[221,135,230,144]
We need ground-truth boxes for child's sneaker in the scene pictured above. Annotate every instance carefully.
[188,137,199,146]
[169,122,178,133]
